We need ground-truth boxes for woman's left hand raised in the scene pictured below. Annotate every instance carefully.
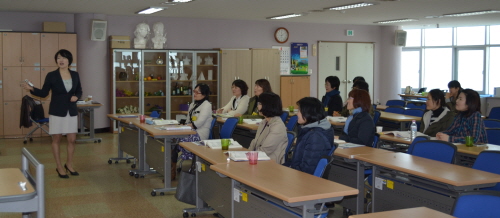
[70,96,78,102]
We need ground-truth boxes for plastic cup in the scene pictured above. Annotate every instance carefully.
[288,105,294,113]
[221,138,230,150]
[376,126,383,133]
[140,115,145,124]
[465,136,474,147]
[238,116,244,124]
[246,151,259,165]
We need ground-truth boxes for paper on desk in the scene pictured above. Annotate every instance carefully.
[215,113,233,118]
[202,139,243,149]
[335,139,346,144]
[384,131,427,138]
[226,151,271,161]
[243,119,262,125]
[327,116,347,123]
[155,125,191,131]
[338,143,364,149]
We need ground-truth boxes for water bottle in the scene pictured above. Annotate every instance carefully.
[410,120,417,140]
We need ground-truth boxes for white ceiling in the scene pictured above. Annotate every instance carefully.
[1,0,500,28]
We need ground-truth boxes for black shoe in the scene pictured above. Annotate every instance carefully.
[65,164,79,176]
[56,168,69,178]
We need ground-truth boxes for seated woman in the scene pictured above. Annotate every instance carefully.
[236,79,272,119]
[217,79,250,117]
[420,89,455,137]
[283,97,334,175]
[338,89,375,147]
[248,92,288,164]
[436,89,487,144]
[178,83,214,160]
[338,80,373,117]
[446,80,463,113]
[322,76,343,116]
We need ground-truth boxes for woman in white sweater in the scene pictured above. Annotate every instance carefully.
[217,79,250,117]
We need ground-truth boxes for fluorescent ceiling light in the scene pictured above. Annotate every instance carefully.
[268,13,302,20]
[443,10,500,17]
[374,18,418,24]
[136,7,165,14]
[325,2,374,11]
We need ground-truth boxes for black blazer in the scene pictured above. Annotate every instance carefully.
[322,94,343,115]
[340,111,375,147]
[31,69,82,117]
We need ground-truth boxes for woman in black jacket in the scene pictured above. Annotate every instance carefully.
[339,89,375,147]
[322,76,343,116]
[22,49,82,178]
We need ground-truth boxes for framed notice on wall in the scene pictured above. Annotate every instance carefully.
[290,43,308,74]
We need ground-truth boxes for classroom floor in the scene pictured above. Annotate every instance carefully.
[0,133,347,218]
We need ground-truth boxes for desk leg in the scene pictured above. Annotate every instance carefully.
[76,108,102,143]
[152,136,176,194]
[356,161,364,214]
[371,165,377,213]
[108,121,135,164]
[183,156,214,216]
[130,129,155,177]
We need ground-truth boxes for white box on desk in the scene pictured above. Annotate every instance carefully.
[495,87,500,97]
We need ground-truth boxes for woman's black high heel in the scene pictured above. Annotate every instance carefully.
[65,164,79,176]
[56,168,69,178]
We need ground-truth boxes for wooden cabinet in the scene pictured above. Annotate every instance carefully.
[21,33,41,67]
[59,34,77,67]
[3,101,22,136]
[41,33,59,67]
[3,67,22,101]
[252,49,280,96]
[280,76,310,108]
[2,33,21,66]
[2,32,40,67]
[0,68,3,136]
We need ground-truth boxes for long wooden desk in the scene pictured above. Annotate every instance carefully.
[211,161,358,218]
[107,114,139,165]
[354,152,500,214]
[216,117,258,148]
[380,112,421,130]
[348,207,455,218]
[76,103,103,143]
[398,94,428,101]
[179,142,249,217]
[328,146,393,214]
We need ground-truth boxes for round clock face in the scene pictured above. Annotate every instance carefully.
[275,28,289,43]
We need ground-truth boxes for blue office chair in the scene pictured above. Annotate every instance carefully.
[472,151,500,191]
[284,131,296,163]
[489,107,500,120]
[219,117,238,139]
[24,117,50,144]
[404,108,425,117]
[208,117,217,139]
[386,100,405,107]
[406,136,430,153]
[385,106,405,114]
[486,128,500,145]
[150,110,161,118]
[373,110,381,126]
[484,119,500,128]
[280,111,289,123]
[407,140,457,164]
[286,115,298,131]
[406,102,426,110]
[452,191,500,217]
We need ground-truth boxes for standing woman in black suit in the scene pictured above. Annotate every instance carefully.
[22,49,82,178]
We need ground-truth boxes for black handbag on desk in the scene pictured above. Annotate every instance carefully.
[175,160,197,205]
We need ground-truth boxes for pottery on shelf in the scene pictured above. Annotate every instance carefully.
[197,56,202,65]
[183,57,191,65]
[204,56,213,65]
[119,72,128,81]
[179,73,188,80]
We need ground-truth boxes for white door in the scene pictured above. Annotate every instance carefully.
[347,43,374,101]
[318,42,346,100]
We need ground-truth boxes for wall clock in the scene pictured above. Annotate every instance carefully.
[274,27,289,43]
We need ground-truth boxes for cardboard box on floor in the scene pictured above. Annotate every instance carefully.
[43,22,66,32]
[110,36,131,48]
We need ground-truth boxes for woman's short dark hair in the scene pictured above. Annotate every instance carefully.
[353,76,365,84]
[195,83,210,101]
[461,89,481,117]
[325,76,340,90]
[296,97,326,125]
[428,89,446,109]
[232,79,248,96]
[348,89,371,112]
[255,79,273,93]
[54,49,73,66]
[448,80,462,89]
[352,81,369,93]
[258,92,283,117]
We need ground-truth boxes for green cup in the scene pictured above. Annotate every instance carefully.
[465,136,474,147]
[221,139,230,150]
[288,105,294,113]
[238,116,243,124]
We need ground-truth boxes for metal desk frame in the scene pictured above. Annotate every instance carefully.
[76,104,102,143]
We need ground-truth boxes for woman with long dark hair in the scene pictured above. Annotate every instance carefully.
[420,89,455,137]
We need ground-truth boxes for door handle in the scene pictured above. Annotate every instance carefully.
[343,80,347,83]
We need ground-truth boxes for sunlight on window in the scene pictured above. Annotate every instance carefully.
[490,25,500,44]
[489,47,500,94]
[457,50,484,91]
[423,48,452,90]
[457,26,485,45]
[401,51,420,88]
[404,29,421,47]
[424,28,452,46]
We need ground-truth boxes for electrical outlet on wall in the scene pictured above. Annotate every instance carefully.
[308,69,312,74]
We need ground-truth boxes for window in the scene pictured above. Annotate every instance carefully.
[401,50,420,88]
[490,25,500,44]
[489,47,500,94]
[457,49,484,91]
[405,29,421,47]
[457,26,485,45]
[423,48,452,90]
[424,28,452,46]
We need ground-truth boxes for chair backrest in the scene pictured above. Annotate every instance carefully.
[406,103,426,110]
[484,119,500,128]
[208,117,217,139]
[417,87,427,93]
[372,104,377,111]
[408,140,457,164]
[404,108,425,117]
[150,110,161,118]
[285,131,296,163]
[372,133,380,148]
[219,117,238,139]
[486,128,500,145]
[373,110,381,125]
[313,157,331,178]
[286,115,298,131]
[385,106,405,114]
[472,151,500,191]
[489,107,500,120]
[386,100,405,107]
[452,191,500,217]
[406,136,430,153]
[280,111,289,123]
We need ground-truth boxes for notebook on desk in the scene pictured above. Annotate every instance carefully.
[327,116,347,123]
[243,119,262,125]
[152,119,179,125]
[202,139,243,149]
[155,125,191,131]
[383,131,427,138]
[226,151,271,162]
[214,113,233,118]
[117,115,138,118]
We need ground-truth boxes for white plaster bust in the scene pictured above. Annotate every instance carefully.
[151,22,167,49]
[134,22,150,49]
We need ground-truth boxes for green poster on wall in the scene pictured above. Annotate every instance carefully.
[291,43,308,74]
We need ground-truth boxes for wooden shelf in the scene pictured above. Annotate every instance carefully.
[171,95,192,97]
[116,97,139,99]
[116,80,140,82]
[197,65,218,67]
[144,80,166,82]
[171,110,188,113]
[144,96,166,98]
[171,80,192,82]
[199,80,217,82]
[144,64,167,67]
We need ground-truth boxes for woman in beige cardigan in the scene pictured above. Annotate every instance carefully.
[249,92,288,164]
